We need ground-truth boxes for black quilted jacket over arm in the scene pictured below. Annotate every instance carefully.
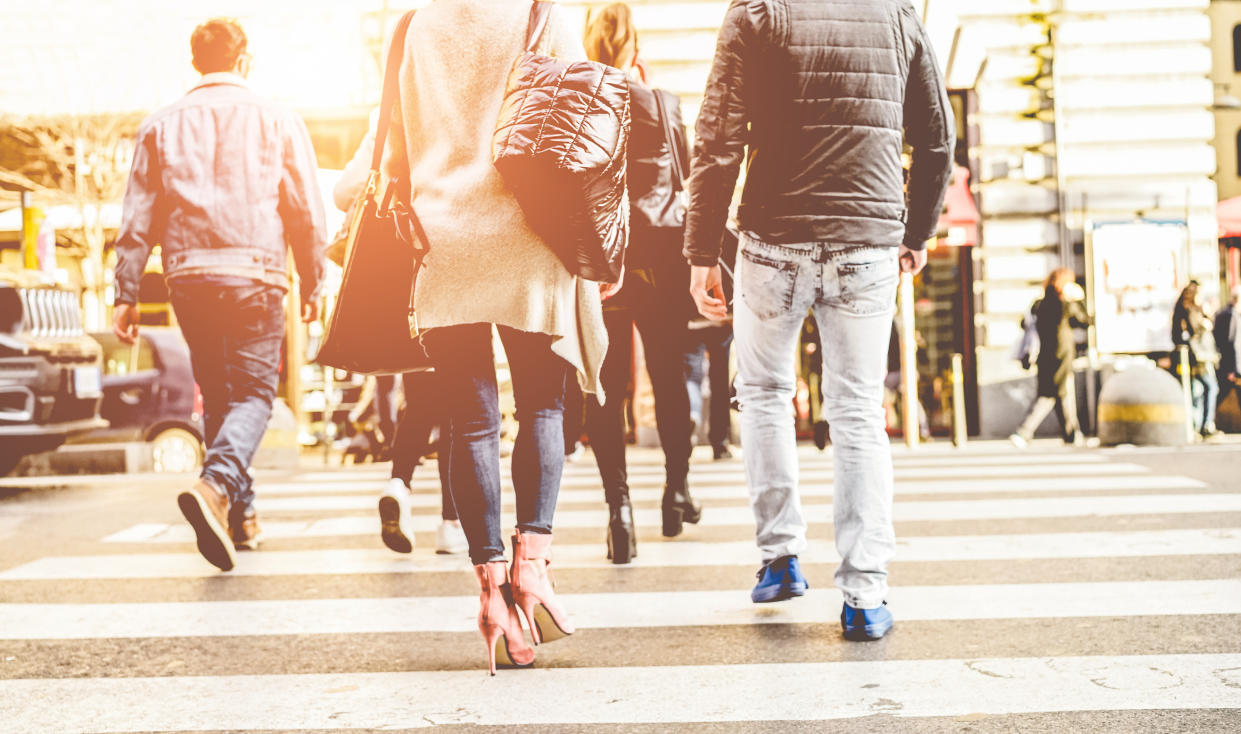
[683,0,954,266]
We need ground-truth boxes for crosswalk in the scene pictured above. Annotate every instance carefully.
[2,442,1240,731]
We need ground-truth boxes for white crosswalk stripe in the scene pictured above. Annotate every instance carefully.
[3,580,1239,639]
[1,444,1238,731]
[8,654,1240,732]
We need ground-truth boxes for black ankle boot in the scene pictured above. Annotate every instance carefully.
[605,491,636,564]
[661,482,702,537]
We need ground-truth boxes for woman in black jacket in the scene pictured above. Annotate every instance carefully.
[583,3,701,564]
[1011,268,1091,447]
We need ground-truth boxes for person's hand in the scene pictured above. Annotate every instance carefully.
[302,299,321,324]
[113,303,139,345]
[600,267,625,301]
[898,245,927,276]
[1020,354,1031,371]
[690,264,728,321]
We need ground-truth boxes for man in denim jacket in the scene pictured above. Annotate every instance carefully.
[112,18,326,571]
[684,0,953,640]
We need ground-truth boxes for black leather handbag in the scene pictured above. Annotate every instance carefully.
[315,10,432,375]
[492,0,631,282]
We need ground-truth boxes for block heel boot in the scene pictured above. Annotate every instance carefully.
[474,561,535,676]
[605,487,637,565]
[661,482,702,538]
[511,529,575,645]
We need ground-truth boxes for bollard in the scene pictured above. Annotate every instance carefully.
[951,353,967,447]
[1097,363,1188,446]
[898,271,918,449]
[1179,345,1194,444]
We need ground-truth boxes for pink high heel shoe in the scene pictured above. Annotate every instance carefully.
[474,561,535,675]
[510,529,575,644]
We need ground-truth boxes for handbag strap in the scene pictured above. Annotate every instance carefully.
[525,1,554,53]
[369,9,418,177]
[653,90,687,193]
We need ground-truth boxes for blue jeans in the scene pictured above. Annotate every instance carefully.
[170,280,285,517]
[1192,365,1219,433]
[732,233,898,609]
[425,324,568,565]
[685,324,734,448]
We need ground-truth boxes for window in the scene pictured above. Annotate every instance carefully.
[1235,129,1241,177]
[1233,24,1241,72]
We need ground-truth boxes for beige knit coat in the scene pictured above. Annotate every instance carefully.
[382,0,608,396]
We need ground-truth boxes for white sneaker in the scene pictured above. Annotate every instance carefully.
[378,478,414,554]
[1009,433,1028,449]
[435,519,468,555]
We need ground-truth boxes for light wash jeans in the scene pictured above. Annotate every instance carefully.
[733,233,898,609]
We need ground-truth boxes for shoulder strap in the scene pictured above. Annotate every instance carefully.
[525,1,554,53]
[369,9,418,175]
[653,90,687,192]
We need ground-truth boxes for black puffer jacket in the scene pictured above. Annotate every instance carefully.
[683,0,954,265]
[493,34,632,282]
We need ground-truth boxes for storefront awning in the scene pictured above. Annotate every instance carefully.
[938,165,979,247]
[1219,195,1241,241]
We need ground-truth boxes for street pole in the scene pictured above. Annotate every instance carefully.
[952,353,967,447]
[20,191,36,270]
[899,270,919,449]
[1179,345,1194,444]
[285,280,305,434]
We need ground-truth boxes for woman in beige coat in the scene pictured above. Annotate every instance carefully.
[382,0,609,675]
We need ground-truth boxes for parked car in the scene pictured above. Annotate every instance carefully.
[0,269,107,476]
[74,328,204,473]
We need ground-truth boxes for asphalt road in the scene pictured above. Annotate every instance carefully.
[1,439,1240,732]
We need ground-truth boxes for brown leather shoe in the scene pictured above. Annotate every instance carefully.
[231,512,263,551]
[176,479,236,571]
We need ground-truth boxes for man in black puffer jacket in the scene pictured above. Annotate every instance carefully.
[684,0,953,641]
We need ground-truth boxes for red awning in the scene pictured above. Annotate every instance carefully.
[1218,195,1241,239]
[937,165,979,247]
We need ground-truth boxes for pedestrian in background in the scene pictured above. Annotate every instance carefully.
[1173,280,1220,438]
[685,320,735,459]
[582,3,702,564]
[684,0,954,641]
[112,18,327,571]
[1214,286,1241,422]
[332,123,466,556]
[1010,269,1090,448]
[382,0,608,674]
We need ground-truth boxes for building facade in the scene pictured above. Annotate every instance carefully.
[957,0,1220,436]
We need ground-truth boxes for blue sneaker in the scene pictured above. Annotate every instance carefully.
[841,601,893,641]
[750,555,809,603]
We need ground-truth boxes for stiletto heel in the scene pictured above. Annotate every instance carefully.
[474,561,534,675]
[511,529,575,645]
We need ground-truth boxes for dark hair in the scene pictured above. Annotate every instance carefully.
[191,18,247,74]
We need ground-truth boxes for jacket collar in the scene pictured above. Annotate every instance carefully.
[192,72,249,92]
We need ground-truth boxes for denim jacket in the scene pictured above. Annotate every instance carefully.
[114,74,326,304]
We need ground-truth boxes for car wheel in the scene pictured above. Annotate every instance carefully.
[150,428,203,473]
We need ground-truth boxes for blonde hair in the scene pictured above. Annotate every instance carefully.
[584,3,638,70]
[1045,268,1075,295]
